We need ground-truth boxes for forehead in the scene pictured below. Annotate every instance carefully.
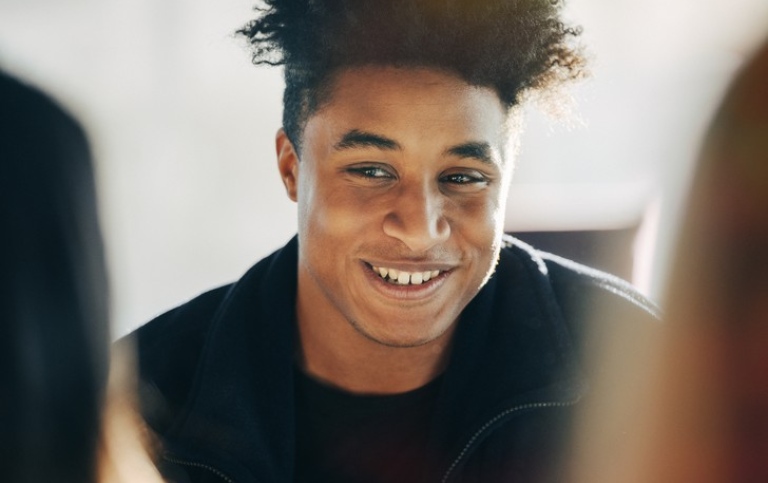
[305,66,508,147]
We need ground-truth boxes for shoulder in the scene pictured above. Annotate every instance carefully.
[130,284,233,356]
[500,234,659,318]
[118,284,234,433]
[499,235,660,357]
[118,238,298,434]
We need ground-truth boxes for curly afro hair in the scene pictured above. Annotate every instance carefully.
[238,0,585,151]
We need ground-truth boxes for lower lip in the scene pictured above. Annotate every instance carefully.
[361,262,451,301]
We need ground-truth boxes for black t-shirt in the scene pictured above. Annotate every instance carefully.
[294,369,443,483]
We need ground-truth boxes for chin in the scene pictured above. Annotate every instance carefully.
[350,318,451,348]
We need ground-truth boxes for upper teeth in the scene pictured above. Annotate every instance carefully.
[372,266,441,285]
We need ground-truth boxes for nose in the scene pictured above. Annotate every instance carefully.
[382,180,450,253]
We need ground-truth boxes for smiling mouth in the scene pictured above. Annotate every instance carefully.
[370,265,443,285]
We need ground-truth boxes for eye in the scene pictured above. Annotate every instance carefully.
[440,171,489,186]
[345,165,395,180]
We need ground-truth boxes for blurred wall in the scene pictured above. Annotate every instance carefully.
[1,0,295,336]
[1,0,767,336]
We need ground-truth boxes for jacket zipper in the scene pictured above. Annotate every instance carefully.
[440,399,579,483]
[163,455,236,483]
[163,400,577,483]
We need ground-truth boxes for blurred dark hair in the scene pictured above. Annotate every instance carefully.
[0,71,109,483]
[237,0,585,151]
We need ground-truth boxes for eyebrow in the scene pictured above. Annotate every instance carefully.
[333,130,401,151]
[445,142,496,165]
[333,130,498,165]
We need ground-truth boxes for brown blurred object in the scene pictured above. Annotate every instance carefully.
[568,38,768,483]
[658,38,768,483]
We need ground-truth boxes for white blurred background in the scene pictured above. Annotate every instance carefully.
[1,0,767,336]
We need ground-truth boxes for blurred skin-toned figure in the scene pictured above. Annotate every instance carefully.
[657,38,768,483]
[570,39,768,483]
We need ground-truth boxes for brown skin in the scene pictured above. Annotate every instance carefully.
[619,43,768,483]
[276,66,513,394]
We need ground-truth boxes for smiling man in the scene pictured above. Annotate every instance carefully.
[285,67,512,396]
[128,1,658,482]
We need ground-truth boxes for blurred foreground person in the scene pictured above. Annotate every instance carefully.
[0,71,162,483]
[570,39,768,483]
[655,38,768,483]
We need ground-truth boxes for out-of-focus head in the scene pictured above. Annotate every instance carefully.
[0,71,109,483]
[661,39,768,483]
[237,0,586,153]
[675,41,768,324]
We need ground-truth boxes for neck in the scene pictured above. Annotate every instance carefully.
[295,290,456,396]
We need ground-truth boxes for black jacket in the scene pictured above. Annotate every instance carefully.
[128,235,658,483]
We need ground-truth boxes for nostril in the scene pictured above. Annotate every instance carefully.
[381,206,450,251]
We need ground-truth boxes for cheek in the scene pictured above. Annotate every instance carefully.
[443,197,504,268]
[450,189,506,237]
[299,176,376,239]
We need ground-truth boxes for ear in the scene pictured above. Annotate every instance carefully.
[276,128,299,202]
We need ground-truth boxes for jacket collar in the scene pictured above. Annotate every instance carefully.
[163,235,585,482]
[426,237,586,473]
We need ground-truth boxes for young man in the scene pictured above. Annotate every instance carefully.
[129,1,658,481]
